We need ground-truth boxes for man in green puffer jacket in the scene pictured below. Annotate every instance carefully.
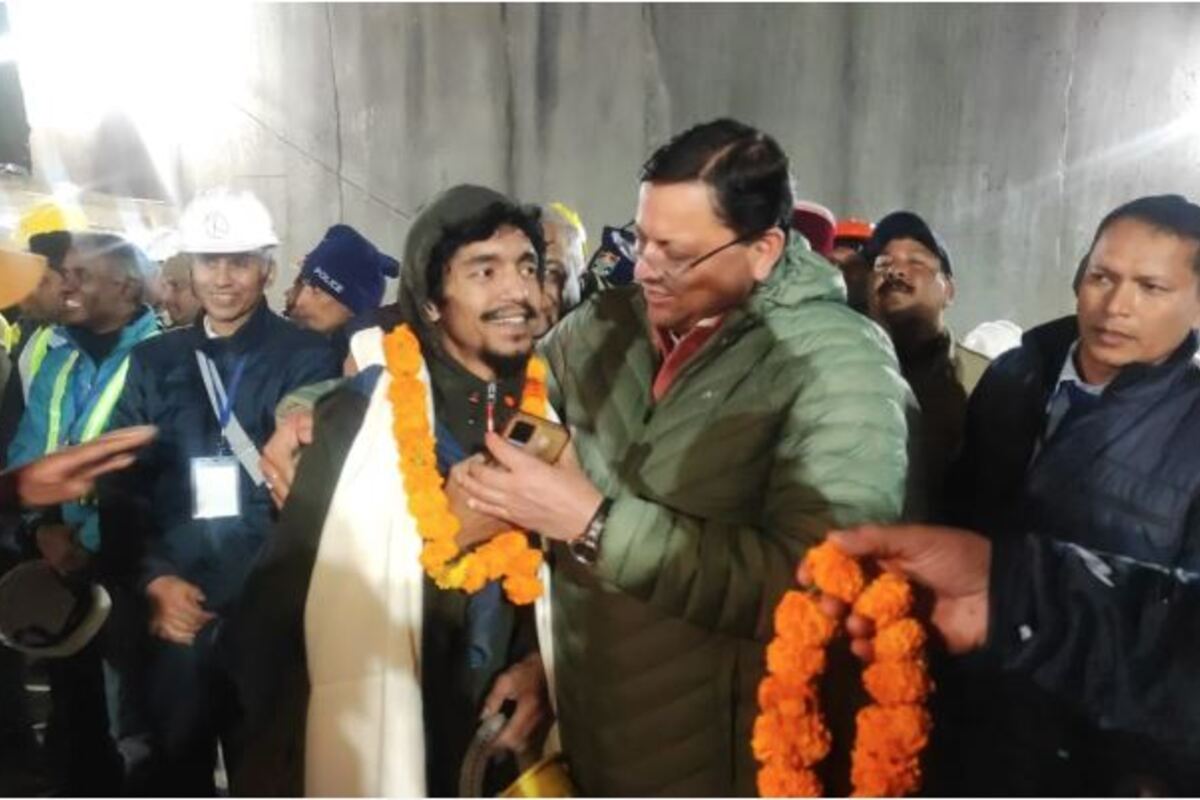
[458,118,916,795]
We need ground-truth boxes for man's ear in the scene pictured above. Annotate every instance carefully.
[944,275,956,306]
[423,299,441,323]
[264,260,277,290]
[750,227,787,283]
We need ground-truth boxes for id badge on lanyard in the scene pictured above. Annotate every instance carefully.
[193,351,254,520]
[191,456,241,519]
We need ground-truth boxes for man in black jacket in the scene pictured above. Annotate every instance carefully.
[804,524,1200,769]
[948,194,1200,794]
[97,189,340,794]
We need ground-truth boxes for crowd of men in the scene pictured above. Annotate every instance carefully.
[0,115,1199,798]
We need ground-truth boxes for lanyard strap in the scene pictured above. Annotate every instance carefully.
[197,353,248,428]
[195,351,264,487]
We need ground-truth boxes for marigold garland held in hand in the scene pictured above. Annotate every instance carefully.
[383,324,545,605]
[753,541,933,797]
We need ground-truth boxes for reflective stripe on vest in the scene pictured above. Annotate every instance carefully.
[44,353,134,452]
[19,326,55,401]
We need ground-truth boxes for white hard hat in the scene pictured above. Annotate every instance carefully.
[962,320,1023,359]
[140,226,181,262]
[0,561,111,659]
[178,188,279,255]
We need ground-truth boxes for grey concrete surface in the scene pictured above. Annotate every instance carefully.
[18,3,1200,329]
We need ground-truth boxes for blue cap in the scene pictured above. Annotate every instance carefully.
[300,224,400,315]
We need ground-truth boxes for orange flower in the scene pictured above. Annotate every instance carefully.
[491,531,534,558]
[458,555,490,593]
[502,573,543,605]
[853,704,931,758]
[526,356,548,383]
[765,637,826,681]
[394,412,428,439]
[849,752,921,798]
[774,590,837,649]
[403,469,442,497]
[873,619,927,662]
[853,572,913,627]
[752,710,830,768]
[803,541,866,604]
[510,547,544,576]
[757,761,821,797]
[419,510,461,542]
[475,539,513,580]
[751,710,787,762]
[757,675,818,719]
[862,660,932,706]
[419,539,458,572]
[408,489,449,519]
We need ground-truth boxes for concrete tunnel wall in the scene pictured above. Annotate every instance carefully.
[23,3,1200,331]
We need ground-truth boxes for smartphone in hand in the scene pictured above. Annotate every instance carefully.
[501,411,569,464]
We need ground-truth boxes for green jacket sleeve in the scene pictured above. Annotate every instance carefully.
[571,324,913,643]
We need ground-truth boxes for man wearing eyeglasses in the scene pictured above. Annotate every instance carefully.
[865,211,988,517]
[456,118,915,795]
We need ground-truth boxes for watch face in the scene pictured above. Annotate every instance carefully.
[569,535,600,566]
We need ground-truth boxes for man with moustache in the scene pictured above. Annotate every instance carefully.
[230,186,551,796]
[948,194,1200,795]
[865,211,987,514]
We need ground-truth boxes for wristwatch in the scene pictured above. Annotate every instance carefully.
[569,497,612,566]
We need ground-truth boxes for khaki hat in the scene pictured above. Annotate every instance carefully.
[0,248,47,308]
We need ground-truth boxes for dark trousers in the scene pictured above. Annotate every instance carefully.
[44,641,125,796]
[145,622,241,796]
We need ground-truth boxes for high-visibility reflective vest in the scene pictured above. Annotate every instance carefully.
[17,325,55,401]
[44,351,136,452]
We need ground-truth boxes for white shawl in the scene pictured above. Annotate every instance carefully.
[303,327,556,797]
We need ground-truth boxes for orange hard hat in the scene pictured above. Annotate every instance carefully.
[834,218,874,243]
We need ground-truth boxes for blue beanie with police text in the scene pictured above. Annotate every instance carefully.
[300,225,400,315]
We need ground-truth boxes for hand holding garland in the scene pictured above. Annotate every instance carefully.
[754,541,934,797]
[800,524,991,658]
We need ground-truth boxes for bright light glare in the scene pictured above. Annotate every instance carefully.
[7,1,256,199]
[8,2,254,131]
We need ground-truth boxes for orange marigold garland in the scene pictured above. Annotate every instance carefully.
[755,541,933,797]
[383,324,546,605]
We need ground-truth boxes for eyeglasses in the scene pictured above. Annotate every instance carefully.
[624,221,766,280]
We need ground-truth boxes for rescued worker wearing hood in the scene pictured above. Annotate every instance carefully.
[227,186,551,797]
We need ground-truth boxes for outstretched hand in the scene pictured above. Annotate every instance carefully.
[799,524,992,658]
[11,425,157,508]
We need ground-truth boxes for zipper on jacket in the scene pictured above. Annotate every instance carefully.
[486,382,497,433]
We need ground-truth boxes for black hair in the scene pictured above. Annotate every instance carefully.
[27,231,72,273]
[1086,194,1200,279]
[639,118,793,239]
[71,232,150,288]
[425,201,546,304]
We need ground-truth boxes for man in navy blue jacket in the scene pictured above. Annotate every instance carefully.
[946,194,1200,795]
[98,189,340,794]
